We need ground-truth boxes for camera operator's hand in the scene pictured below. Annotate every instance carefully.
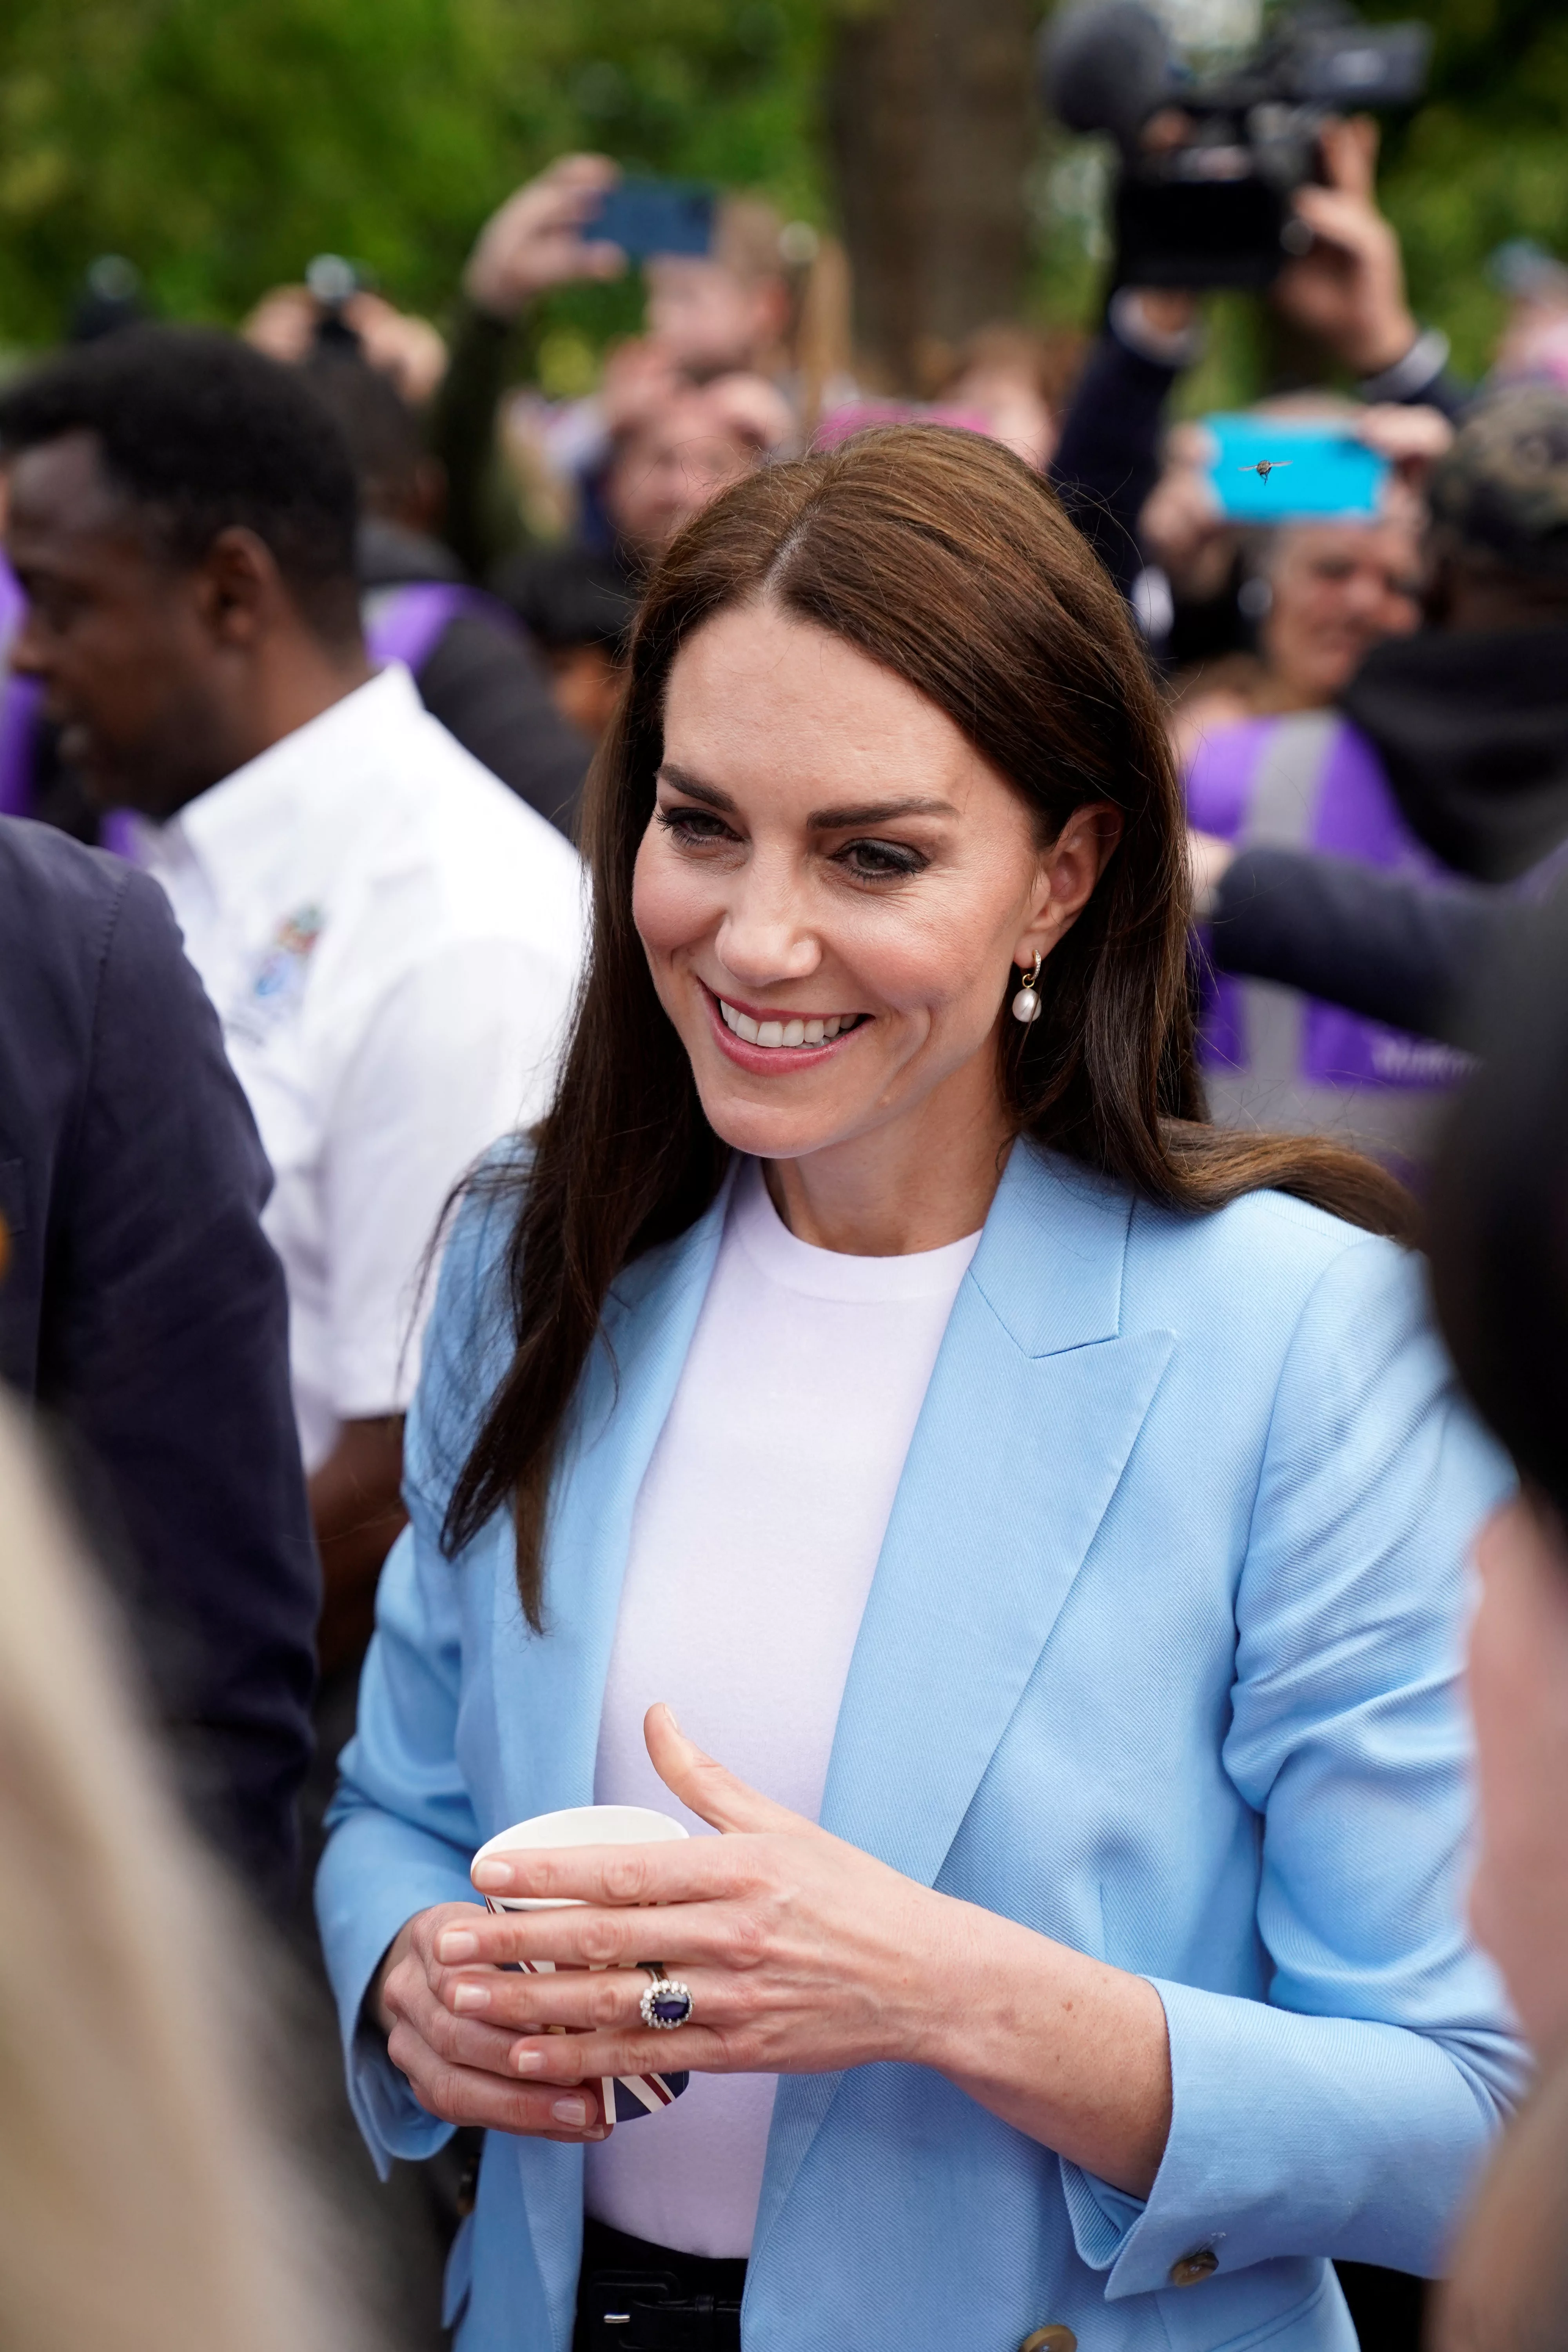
[1273,116,1418,377]
[465,154,626,323]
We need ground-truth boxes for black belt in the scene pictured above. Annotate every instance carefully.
[575,2217,747,2352]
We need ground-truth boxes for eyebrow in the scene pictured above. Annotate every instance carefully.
[657,764,957,829]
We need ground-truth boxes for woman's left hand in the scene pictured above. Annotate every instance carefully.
[426,1703,962,2087]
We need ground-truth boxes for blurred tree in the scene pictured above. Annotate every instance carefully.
[827,0,1036,391]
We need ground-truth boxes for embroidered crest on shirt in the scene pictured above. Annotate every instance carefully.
[228,905,324,1041]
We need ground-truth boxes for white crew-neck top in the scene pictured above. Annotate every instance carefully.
[587,1159,981,2258]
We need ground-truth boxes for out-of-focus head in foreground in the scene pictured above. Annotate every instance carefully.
[1428,903,1568,2352]
[1428,908,1568,2061]
[0,1400,361,2352]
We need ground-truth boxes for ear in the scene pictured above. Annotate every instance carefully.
[1014,800,1124,969]
[191,525,289,650]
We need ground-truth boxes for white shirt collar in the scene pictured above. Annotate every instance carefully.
[152,664,423,916]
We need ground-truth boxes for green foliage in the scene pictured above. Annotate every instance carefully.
[0,0,829,347]
[1373,0,1568,376]
[0,0,1562,384]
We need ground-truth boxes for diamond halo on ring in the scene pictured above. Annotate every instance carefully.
[638,1964,693,2031]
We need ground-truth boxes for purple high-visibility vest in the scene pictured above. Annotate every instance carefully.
[1187,709,1471,1171]
[361,579,517,674]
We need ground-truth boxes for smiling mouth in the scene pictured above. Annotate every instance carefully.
[716,996,869,1051]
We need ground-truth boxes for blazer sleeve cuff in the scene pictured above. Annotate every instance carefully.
[1062,1977,1247,2299]
[1058,2159,1148,2273]
[316,1804,476,2177]
[1072,1975,1512,2299]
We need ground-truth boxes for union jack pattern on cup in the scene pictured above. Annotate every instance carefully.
[485,1896,690,2129]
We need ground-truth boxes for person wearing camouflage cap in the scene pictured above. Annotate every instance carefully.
[1426,382,1568,595]
[1341,383,1568,880]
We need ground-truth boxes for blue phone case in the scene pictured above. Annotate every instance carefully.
[589,179,715,261]
[1201,414,1390,521]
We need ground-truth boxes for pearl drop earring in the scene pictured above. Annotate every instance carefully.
[1011,951,1044,1024]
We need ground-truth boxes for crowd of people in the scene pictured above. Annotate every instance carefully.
[0,103,1566,2352]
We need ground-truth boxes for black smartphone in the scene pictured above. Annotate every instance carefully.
[588,178,715,261]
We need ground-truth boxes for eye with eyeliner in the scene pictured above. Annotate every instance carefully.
[656,803,738,848]
[655,799,928,878]
[833,837,928,882]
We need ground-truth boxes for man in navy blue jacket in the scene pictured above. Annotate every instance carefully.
[0,813,318,1907]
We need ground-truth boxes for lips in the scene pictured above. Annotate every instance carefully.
[717,998,866,1050]
[702,984,869,1070]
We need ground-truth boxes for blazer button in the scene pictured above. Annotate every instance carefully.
[1020,2330,1077,2352]
[1170,2249,1220,2287]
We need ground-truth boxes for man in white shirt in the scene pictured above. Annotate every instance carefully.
[1,327,585,1671]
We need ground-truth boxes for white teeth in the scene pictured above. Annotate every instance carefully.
[718,999,861,1049]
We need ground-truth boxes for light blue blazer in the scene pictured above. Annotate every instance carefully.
[319,1143,1525,2352]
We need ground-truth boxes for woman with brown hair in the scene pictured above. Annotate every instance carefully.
[319,427,1522,2352]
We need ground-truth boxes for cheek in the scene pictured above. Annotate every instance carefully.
[631,836,720,964]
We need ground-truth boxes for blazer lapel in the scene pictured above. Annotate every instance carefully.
[757,1147,1174,2256]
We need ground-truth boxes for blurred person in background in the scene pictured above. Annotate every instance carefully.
[0,323,584,1722]
[0,1394,367,2352]
[1422,911,1568,2352]
[245,270,449,409]
[301,347,591,834]
[491,541,635,747]
[1052,117,1465,611]
[1191,836,1548,1055]
[0,812,316,1913]
[1143,403,1443,767]
[435,154,833,580]
[1487,236,1568,396]
[936,321,1084,473]
[1189,387,1568,1170]
[597,370,795,575]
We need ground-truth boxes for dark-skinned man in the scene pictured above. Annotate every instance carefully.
[0,329,584,1778]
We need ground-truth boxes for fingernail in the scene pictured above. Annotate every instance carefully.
[660,1702,681,1733]
[472,1860,510,1892]
[552,2096,590,2127]
[513,2046,545,2075]
[437,1929,479,1962]
[452,1980,490,2013]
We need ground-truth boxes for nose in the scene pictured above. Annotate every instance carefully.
[715,857,821,992]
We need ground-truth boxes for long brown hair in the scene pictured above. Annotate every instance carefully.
[448,426,1412,1624]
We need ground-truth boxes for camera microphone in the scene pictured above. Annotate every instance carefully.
[1037,1,1173,158]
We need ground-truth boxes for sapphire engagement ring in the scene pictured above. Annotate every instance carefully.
[638,1964,694,2030]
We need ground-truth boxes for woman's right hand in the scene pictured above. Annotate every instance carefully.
[374,1905,610,2142]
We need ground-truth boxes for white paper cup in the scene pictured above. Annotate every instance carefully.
[470,1804,691,2129]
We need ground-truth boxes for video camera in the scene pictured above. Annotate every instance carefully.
[1038,1,1430,290]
